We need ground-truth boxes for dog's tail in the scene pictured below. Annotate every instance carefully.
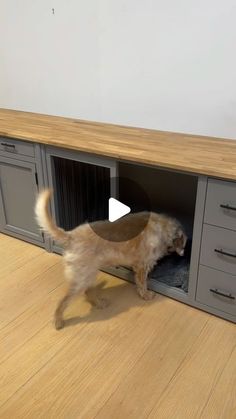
[35,189,69,243]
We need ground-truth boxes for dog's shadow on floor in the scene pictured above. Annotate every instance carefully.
[63,280,165,329]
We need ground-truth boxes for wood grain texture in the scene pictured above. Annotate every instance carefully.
[0,233,235,418]
[1,108,236,179]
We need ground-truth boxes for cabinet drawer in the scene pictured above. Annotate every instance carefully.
[0,137,35,158]
[204,179,236,231]
[197,265,236,317]
[201,224,236,275]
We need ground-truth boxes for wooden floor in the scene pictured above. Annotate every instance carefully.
[0,234,235,419]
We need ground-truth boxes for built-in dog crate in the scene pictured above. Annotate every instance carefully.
[45,146,202,305]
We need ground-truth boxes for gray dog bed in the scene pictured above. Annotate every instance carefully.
[149,240,192,293]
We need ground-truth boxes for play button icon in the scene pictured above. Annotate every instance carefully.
[89,176,151,242]
[108,198,130,222]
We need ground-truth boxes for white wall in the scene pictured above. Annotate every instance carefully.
[1,0,236,139]
[1,1,101,119]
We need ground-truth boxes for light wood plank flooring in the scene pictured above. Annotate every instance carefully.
[0,234,235,419]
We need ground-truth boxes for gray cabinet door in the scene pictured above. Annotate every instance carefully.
[0,156,43,242]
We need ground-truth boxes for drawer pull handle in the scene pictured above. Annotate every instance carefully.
[210,288,235,300]
[220,204,236,211]
[214,248,236,258]
[1,142,15,149]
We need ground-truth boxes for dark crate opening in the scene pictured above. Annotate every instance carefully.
[118,162,198,293]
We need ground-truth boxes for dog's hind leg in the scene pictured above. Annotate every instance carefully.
[54,264,97,330]
[54,282,85,330]
[85,285,110,309]
[134,266,155,301]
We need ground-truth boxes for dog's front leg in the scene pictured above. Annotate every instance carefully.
[134,266,155,301]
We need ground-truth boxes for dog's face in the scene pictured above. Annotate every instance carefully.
[168,227,187,256]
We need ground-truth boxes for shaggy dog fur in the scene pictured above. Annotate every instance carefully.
[35,189,187,329]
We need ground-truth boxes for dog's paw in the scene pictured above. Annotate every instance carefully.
[54,318,64,330]
[139,290,156,301]
[95,298,110,309]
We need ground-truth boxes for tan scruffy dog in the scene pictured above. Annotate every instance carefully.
[35,190,187,330]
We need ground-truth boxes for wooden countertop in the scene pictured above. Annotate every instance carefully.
[0,108,236,180]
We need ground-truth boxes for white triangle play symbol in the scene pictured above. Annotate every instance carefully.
[109,198,131,222]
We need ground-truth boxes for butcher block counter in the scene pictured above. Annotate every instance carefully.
[0,108,236,180]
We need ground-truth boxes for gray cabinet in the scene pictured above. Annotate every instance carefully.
[0,156,43,243]
[0,134,235,322]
